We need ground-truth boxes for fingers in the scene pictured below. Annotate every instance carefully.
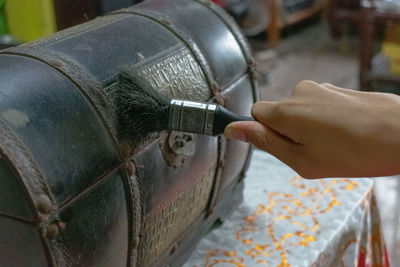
[251,101,291,138]
[290,80,321,97]
[251,100,305,145]
[250,101,277,126]
[318,82,365,100]
[224,121,302,167]
[320,82,349,91]
[294,80,354,96]
[253,81,325,128]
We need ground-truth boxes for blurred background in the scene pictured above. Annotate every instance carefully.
[1,0,400,265]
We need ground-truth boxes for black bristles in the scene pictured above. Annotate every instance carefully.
[116,70,170,137]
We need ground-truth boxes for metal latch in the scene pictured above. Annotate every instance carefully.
[159,131,197,168]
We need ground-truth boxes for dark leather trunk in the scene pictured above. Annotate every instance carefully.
[0,0,258,266]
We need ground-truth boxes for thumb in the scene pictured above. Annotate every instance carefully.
[224,121,301,164]
[224,121,269,148]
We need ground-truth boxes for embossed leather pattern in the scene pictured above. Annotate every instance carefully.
[138,164,216,266]
[0,0,258,266]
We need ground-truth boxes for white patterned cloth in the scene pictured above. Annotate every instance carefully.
[184,150,388,267]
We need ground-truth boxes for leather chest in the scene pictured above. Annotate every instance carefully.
[0,0,258,266]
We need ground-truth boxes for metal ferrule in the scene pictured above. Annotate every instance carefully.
[169,99,217,135]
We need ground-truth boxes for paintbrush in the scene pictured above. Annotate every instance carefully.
[116,70,254,137]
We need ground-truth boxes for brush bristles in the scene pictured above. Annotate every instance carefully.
[117,70,170,137]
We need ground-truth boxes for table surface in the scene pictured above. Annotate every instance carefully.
[184,150,388,267]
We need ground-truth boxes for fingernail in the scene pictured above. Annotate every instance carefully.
[224,127,246,142]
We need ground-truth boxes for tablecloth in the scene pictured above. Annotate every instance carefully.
[184,150,389,267]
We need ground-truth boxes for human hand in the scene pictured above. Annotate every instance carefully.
[225,80,400,178]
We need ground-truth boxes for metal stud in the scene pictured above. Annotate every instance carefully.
[46,223,59,240]
[119,140,131,159]
[126,161,136,177]
[161,18,172,26]
[36,195,52,214]
[49,58,63,68]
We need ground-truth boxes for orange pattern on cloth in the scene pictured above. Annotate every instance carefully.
[232,176,346,266]
[186,151,388,267]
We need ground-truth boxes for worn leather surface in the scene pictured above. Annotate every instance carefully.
[24,13,183,89]
[55,171,129,267]
[219,74,254,193]
[0,55,120,204]
[0,0,258,266]
[0,216,50,266]
[0,157,35,221]
[133,136,217,265]
[129,0,248,89]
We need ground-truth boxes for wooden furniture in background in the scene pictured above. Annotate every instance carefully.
[359,1,400,92]
[53,0,97,30]
[266,0,325,47]
[327,0,361,38]
[53,0,142,30]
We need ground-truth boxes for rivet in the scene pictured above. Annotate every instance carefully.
[126,161,136,177]
[161,18,172,26]
[215,94,225,106]
[49,58,63,68]
[37,195,52,214]
[119,141,131,159]
[250,62,258,71]
[211,81,219,92]
[46,223,59,239]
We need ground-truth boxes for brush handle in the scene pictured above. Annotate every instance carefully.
[212,105,254,136]
[168,99,254,136]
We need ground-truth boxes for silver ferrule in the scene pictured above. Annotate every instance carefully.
[169,99,217,135]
